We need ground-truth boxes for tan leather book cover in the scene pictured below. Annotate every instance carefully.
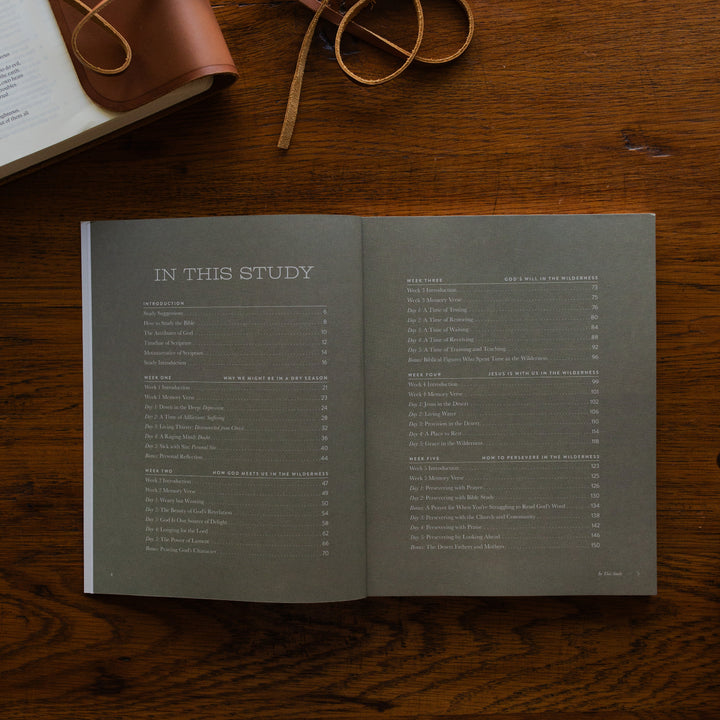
[48,0,237,111]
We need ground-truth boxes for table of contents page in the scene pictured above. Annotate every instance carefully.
[83,215,366,602]
[363,215,655,596]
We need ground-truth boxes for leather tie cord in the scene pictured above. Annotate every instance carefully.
[278,0,475,149]
[62,0,132,75]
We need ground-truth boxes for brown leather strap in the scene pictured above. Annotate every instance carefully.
[278,0,332,150]
[279,0,475,149]
[335,0,425,86]
[296,0,474,65]
[63,0,132,75]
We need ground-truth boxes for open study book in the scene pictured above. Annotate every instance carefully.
[82,214,656,601]
[0,0,236,181]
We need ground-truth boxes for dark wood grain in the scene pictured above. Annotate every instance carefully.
[1,0,718,717]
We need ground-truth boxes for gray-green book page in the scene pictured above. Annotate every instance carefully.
[83,215,367,602]
[362,214,656,596]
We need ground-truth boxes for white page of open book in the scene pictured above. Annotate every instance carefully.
[0,0,212,179]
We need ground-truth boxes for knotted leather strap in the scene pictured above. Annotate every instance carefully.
[279,0,475,149]
[61,0,132,75]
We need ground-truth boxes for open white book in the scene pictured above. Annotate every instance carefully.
[0,0,236,181]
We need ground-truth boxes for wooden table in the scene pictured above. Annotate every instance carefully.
[1,1,718,717]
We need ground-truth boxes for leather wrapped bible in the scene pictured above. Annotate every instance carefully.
[0,0,237,181]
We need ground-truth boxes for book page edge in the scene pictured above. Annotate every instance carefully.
[81,221,94,594]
